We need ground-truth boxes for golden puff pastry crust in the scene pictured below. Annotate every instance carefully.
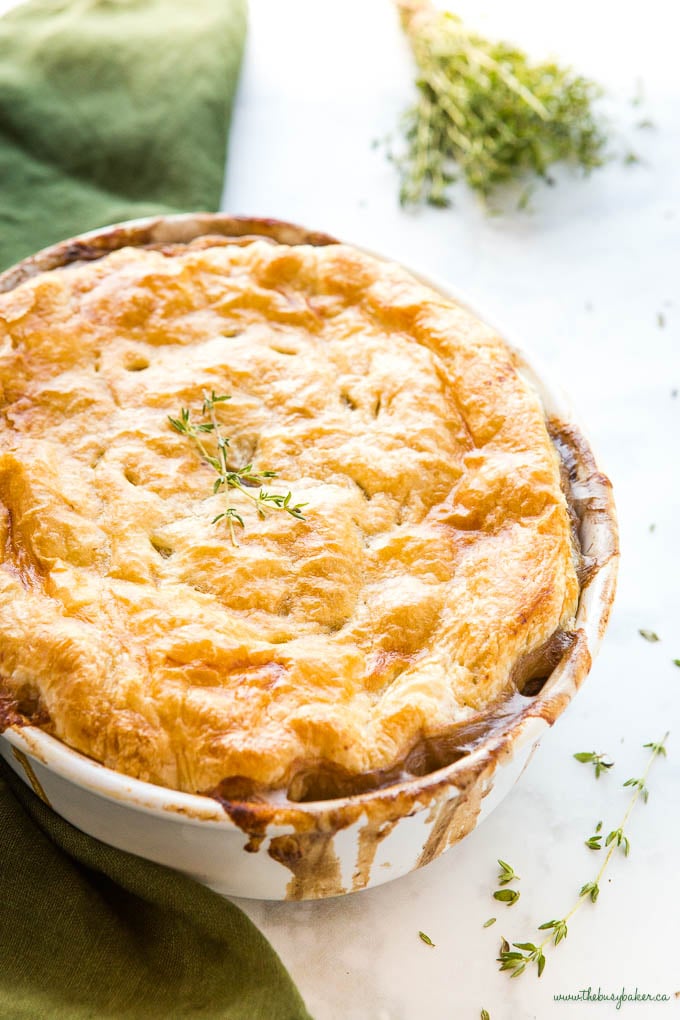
[0,239,579,798]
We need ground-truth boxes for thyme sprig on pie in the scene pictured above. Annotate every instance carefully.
[169,390,307,546]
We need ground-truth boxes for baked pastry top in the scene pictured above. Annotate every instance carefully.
[0,238,579,798]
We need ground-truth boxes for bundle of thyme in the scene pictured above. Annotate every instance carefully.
[395,0,606,207]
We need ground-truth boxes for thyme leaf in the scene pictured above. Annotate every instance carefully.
[493,888,520,906]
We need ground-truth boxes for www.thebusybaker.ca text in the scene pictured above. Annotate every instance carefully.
[554,987,671,1009]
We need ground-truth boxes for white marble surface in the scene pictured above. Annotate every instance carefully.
[223,2,680,1018]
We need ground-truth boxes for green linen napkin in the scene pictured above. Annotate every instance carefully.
[0,0,247,271]
[0,2,312,1017]
[0,762,312,1019]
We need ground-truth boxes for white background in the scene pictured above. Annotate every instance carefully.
[224,3,680,1019]
[2,0,677,1017]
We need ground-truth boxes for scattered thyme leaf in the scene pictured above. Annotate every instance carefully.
[394,0,606,208]
[169,393,307,546]
[639,629,660,642]
[493,889,520,906]
[673,659,680,668]
[483,917,497,928]
[418,930,435,946]
[497,859,520,885]
[573,751,614,778]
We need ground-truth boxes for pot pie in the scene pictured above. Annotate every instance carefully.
[0,237,580,802]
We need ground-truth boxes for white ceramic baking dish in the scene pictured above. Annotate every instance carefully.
[0,214,618,900]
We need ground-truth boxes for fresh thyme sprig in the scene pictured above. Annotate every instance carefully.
[395,0,606,208]
[573,750,614,779]
[169,391,307,546]
[498,734,669,979]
